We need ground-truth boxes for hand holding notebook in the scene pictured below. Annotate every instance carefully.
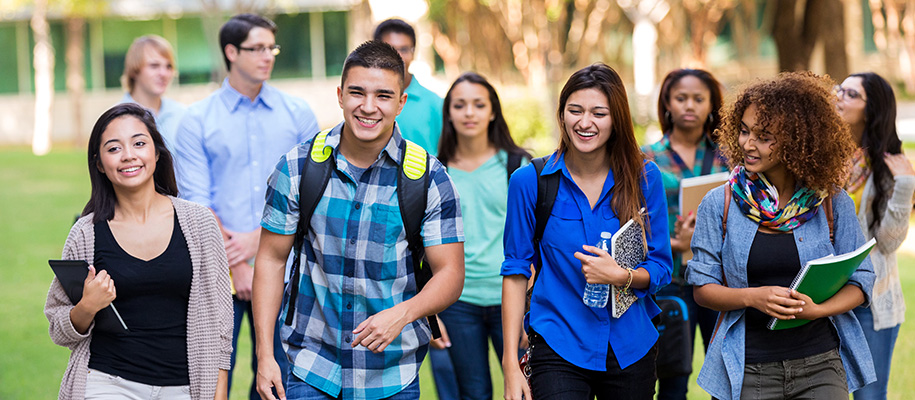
[767,238,876,330]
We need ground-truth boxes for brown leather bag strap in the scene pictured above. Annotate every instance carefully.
[825,196,834,244]
[722,188,731,241]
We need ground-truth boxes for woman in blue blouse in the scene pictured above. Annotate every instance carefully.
[436,72,531,400]
[501,63,673,400]
[686,72,876,400]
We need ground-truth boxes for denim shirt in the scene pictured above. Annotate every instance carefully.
[686,185,876,400]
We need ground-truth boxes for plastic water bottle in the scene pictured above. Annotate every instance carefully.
[583,232,612,308]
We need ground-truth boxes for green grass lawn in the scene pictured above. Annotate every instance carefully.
[2,145,914,399]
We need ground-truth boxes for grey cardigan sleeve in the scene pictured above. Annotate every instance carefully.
[871,175,915,255]
[45,219,93,348]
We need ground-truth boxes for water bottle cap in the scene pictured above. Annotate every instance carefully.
[600,231,612,239]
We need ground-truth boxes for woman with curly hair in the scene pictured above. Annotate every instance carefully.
[836,72,915,400]
[685,72,876,400]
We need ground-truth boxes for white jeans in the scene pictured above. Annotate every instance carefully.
[85,368,191,400]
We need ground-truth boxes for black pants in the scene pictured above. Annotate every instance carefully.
[528,332,658,400]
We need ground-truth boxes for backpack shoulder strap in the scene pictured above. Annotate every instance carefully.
[506,152,524,184]
[397,139,429,259]
[530,156,560,287]
[286,128,334,325]
[397,139,443,339]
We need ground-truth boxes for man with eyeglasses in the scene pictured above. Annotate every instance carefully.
[374,19,445,156]
[174,13,319,400]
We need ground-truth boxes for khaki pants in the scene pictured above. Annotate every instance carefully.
[741,348,848,400]
[85,369,191,400]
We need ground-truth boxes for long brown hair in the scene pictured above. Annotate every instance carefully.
[438,72,530,166]
[557,63,647,229]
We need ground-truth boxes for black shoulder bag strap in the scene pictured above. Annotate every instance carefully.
[396,140,442,339]
[700,142,717,176]
[506,152,524,183]
[287,135,335,325]
[527,156,560,300]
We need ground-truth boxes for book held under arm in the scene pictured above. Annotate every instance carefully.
[610,208,647,318]
[677,172,730,264]
[767,237,877,330]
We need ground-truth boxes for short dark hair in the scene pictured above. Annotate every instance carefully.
[84,103,178,224]
[341,41,405,92]
[219,14,277,71]
[373,18,416,47]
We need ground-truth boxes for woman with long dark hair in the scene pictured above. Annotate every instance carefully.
[836,72,914,400]
[44,103,232,400]
[436,71,531,400]
[642,68,728,399]
[687,72,876,399]
[501,63,673,400]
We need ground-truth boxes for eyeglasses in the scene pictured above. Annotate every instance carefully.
[393,46,414,55]
[238,45,281,56]
[834,85,866,102]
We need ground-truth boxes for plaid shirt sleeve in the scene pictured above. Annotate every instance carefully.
[261,145,306,235]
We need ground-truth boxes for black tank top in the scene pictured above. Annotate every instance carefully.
[88,211,192,385]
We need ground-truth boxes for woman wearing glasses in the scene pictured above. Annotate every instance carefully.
[836,72,915,400]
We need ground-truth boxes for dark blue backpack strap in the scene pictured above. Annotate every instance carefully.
[287,130,334,326]
[397,140,442,339]
[530,155,559,291]
[506,152,524,184]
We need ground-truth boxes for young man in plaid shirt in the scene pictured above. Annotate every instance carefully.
[251,41,465,400]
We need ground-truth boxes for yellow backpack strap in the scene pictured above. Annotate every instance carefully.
[309,128,334,163]
[401,139,427,180]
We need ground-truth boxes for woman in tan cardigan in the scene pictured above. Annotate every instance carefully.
[44,103,233,400]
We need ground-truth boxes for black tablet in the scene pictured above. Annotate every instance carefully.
[48,260,129,332]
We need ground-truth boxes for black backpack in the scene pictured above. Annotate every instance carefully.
[287,129,524,339]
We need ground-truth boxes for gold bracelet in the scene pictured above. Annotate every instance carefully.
[622,268,633,292]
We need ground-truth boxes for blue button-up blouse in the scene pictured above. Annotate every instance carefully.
[686,185,876,400]
[502,152,673,370]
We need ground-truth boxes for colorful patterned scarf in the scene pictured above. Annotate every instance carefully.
[728,166,827,231]
[845,147,871,194]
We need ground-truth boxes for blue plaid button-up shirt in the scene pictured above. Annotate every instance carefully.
[261,122,463,399]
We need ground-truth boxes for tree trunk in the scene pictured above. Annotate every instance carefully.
[903,0,915,93]
[67,18,86,146]
[772,0,830,72]
[821,0,848,81]
[31,0,53,156]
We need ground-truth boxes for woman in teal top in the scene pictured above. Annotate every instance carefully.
[437,72,531,400]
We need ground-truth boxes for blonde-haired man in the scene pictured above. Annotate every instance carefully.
[120,35,186,152]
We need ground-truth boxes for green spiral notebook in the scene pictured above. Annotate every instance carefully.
[767,237,876,330]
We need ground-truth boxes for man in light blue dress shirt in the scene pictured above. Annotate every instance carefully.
[118,35,186,154]
[173,14,319,400]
